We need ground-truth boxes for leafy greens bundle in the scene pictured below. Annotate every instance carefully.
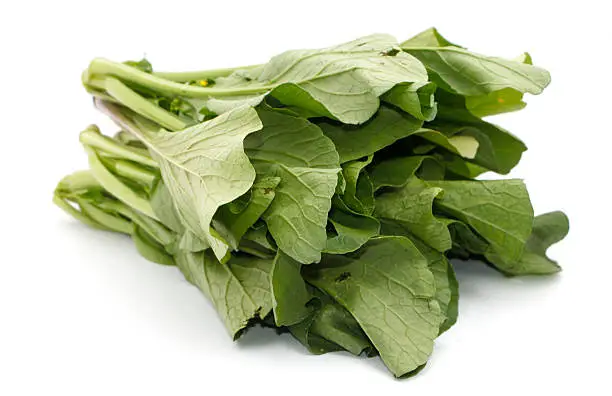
[54,28,569,377]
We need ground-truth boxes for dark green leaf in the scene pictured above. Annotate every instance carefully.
[375,177,452,252]
[430,179,534,266]
[270,251,312,326]
[216,177,281,247]
[306,237,443,377]
[318,105,423,163]
[489,211,569,275]
[324,197,380,254]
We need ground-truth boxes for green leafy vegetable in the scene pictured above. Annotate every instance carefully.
[54,30,568,378]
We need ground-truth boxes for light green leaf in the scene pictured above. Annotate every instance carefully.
[245,109,340,264]
[133,106,262,261]
[176,251,273,339]
[378,220,458,334]
[230,254,275,318]
[417,128,480,159]
[429,179,534,265]
[319,105,477,166]
[270,251,312,326]
[172,229,209,253]
[447,135,479,159]
[208,34,428,124]
[335,171,346,195]
[375,177,452,252]
[150,180,184,234]
[401,34,550,96]
[305,237,443,377]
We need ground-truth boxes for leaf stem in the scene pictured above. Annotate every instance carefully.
[80,125,158,168]
[77,199,134,234]
[53,194,111,232]
[104,159,158,188]
[86,58,269,97]
[99,200,174,246]
[102,77,188,131]
[153,64,261,82]
[83,144,158,220]
[93,99,154,156]
[56,170,101,195]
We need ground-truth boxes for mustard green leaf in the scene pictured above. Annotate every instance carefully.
[305,236,443,377]
[401,38,550,96]
[290,289,373,356]
[176,251,273,339]
[341,155,374,215]
[375,177,452,252]
[324,197,380,254]
[129,106,262,260]
[245,109,340,264]
[487,211,569,275]
[382,81,438,121]
[207,34,428,124]
[318,105,423,163]
[270,251,312,326]
[430,179,534,265]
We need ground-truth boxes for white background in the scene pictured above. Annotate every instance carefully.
[1,1,610,394]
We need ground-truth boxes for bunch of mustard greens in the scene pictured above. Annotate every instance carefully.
[54,28,569,377]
